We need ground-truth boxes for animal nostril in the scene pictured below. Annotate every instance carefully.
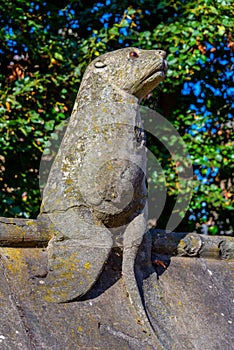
[157,50,167,59]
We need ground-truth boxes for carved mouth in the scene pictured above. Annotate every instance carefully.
[134,59,168,100]
[153,59,168,77]
[163,59,168,74]
[143,59,168,82]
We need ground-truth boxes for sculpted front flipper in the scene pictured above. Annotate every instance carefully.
[41,211,113,303]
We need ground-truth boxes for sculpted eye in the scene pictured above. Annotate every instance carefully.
[129,51,139,58]
[94,61,107,68]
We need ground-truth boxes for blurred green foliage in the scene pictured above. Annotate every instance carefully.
[0,0,233,233]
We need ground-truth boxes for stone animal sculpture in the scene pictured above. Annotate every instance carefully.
[39,47,167,341]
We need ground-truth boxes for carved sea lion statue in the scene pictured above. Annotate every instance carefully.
[38,47,167,342]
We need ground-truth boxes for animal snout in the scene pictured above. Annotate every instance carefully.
[156,50,167,59]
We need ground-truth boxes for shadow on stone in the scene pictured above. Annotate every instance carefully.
[152,254,171,278]
[79,248,123,301]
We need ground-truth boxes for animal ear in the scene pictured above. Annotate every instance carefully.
[94,60,107,69]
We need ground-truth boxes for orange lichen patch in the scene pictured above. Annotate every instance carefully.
[26,220,36,226]
[42,288,72,303]
[65,179,73,185]
[51,253,80,272]
[0,248,27,275]
[0,248,45,300]
[84,262,91,270]
[65,186,73,193]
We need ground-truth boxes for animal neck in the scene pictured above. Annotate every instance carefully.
[73,83,139,117]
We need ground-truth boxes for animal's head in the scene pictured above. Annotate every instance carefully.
[81,47,168,101]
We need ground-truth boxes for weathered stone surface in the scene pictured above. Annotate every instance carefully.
[0,267,32,349]
[37,48,168,317]
[0,243,233,350]
[0,47,233,349]
[0,247,156,350]
[149,255,234,350]
[151,229,234,260]
[31,48,169,342]
[0,217,53,247]
[219,238,234,260]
